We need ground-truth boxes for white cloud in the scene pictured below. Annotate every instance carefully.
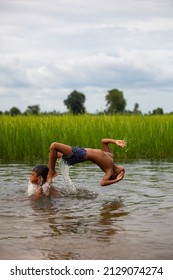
[0,0,173,113]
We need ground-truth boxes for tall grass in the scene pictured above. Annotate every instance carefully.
[0,114,173,162]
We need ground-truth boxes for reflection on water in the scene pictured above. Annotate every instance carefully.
[0,161,173,259]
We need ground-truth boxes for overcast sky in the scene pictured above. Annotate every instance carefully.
[0,0,173,113]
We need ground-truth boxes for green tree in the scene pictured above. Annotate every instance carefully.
[9,107,21,116]
[133,103,141,115]
[152,107,164,115]
[105,89,126,114]
[64,90,86,114]
[25,105,40,115]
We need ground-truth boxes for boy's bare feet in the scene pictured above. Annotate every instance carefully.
[47,171,57,182]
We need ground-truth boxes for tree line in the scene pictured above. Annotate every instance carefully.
[0,89,167,116]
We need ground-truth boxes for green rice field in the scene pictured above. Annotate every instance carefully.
[0,114,173,162]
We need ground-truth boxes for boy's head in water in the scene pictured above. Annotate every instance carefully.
[28,164,61,199]
[30,164,49,186]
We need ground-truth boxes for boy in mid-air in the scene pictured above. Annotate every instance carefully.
[47,138,126,186]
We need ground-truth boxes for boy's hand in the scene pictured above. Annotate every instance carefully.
[116,171,124,181]
[115,140,126,147]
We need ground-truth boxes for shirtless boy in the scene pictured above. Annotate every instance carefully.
[29,164,60,199]
[47,138,126,186]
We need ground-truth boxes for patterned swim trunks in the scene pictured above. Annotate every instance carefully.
[62,146,87,165]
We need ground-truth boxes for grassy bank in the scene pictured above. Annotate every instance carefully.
[0,114,173,162]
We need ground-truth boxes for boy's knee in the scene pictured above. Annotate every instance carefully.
[50,142,58,150]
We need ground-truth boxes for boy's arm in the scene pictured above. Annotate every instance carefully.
[100,170,125,186]
[101,138,126,151]
[101,138,126,153]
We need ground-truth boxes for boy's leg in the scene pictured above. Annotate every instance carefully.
[47,142,72,182]
[47,147,57,181]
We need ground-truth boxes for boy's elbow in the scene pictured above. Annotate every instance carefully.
[101,138,107,144]
[100,180,110,186]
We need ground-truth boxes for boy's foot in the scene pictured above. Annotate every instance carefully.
[47,171,57,183]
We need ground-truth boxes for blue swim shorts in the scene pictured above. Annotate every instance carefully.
[62,146,87,165]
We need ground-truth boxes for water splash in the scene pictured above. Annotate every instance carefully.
[27,181,37,196]
[59,159,77,194]
[124,137,131,153]
[27,181,51,196]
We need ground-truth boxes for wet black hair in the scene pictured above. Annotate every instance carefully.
[32,165,49,182]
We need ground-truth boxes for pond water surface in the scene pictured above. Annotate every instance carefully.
[0,161,173,260]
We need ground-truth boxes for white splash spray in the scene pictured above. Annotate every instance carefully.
[27,181,38,196]
[27,181,51,196]
[59,159,77,194]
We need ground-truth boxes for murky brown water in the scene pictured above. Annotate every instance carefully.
[0,161,173,259]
